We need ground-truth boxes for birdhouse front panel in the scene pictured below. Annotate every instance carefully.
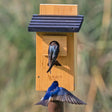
[36,32,77,91]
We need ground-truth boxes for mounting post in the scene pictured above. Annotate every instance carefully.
[48,101,64,112]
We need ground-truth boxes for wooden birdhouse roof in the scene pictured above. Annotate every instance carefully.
[28,14,84,32]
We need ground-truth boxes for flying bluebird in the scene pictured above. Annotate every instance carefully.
[35,81,86,106]
[47,41,61,73]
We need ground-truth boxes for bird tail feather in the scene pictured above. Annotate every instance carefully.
[54,60,61,66]
[47,60,61,73]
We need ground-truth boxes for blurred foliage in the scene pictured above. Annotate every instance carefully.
[0,0,112,112]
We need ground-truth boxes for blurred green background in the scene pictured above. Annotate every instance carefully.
[0,0,112,112]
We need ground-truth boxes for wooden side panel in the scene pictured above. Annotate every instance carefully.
[42,36,67,56]
[36,4,77,91]
[40,4,78,15]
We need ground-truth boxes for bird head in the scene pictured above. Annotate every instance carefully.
[47,81,59,92]
[49,41,60,47]
[52,81,59,87]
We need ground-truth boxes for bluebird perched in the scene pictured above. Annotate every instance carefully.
[47,41,61,73]
[35,81,86,106]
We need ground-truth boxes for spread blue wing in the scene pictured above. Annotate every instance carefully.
[51,87,86,105]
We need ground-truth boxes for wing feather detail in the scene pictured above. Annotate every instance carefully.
[35,100,48,106]
[51,87,86,105]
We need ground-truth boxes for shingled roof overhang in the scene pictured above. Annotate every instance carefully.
[28,14,84,32]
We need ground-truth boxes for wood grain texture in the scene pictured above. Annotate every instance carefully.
[40,4,78,15]
[42,35,67,56]
[36,4,78,91]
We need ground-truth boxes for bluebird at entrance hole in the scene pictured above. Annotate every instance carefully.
[35,81,86,106]
[47,41,61,74]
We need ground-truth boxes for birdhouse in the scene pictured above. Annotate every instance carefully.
[28,4,84,91]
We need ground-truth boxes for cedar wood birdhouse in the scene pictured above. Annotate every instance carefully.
[28,4,84,91]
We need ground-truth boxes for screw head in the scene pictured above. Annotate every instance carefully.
[37,76,40,78]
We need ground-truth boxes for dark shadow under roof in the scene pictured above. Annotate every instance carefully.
[28,14,84,32]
